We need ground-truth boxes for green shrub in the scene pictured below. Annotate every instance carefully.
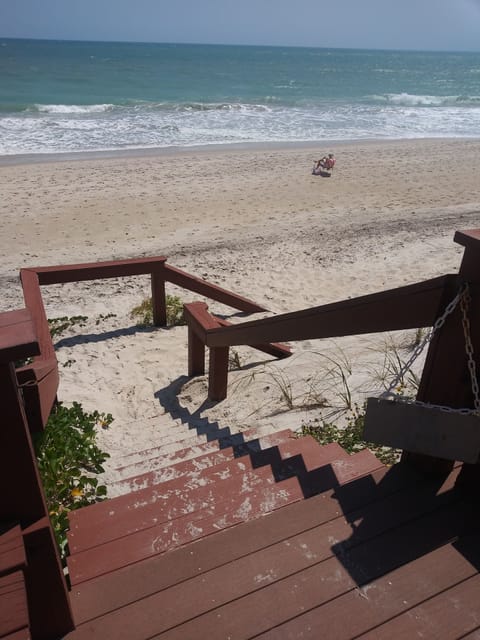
[48,315,89,338]
[33,402,112,561]
[301,403,399,466]
[130,294,186,326]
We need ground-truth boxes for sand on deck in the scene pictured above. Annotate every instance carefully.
[1,138,479,477]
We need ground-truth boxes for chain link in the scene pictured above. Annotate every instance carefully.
[460,286,480,412]
[381,281,480,417]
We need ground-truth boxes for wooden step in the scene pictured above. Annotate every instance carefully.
[110,423,289,472]
[69,462,420,624]
[109,428,297,495]
[65,465,469,639]
[68,447,384,585]
[0,524,29,639]
[0,572,29,639]
[68,438,350,553]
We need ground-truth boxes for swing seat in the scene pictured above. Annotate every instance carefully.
[363,397,480,463]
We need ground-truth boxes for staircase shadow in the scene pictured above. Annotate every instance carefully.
[154,376,344,500]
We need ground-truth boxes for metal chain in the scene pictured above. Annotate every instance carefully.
[382,282,467,398]
[460,286,480,412]
[381,281,480,417]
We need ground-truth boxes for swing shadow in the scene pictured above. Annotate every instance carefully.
[328,461,480,588]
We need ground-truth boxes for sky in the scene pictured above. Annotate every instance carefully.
[0,0,479,52]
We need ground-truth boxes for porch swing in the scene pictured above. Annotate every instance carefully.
[363,281,480,464]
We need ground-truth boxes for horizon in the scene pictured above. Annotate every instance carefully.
[1,35,479,56]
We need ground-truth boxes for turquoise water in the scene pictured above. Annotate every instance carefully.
[1,38,480,155]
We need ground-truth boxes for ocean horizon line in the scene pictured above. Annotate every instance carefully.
[2,36,479,55]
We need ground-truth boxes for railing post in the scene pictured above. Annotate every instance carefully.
[188,326,205,376]
[402,230,480,477]
[209,346,229,402]
[151,261,167,327]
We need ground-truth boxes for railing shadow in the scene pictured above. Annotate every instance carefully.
[53,324,162,349]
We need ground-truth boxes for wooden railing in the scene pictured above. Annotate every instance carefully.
[184,228,480,476]
[0,309,74,638]
[16,257,281,431]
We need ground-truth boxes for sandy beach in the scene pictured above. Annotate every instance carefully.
[2,138,480,482]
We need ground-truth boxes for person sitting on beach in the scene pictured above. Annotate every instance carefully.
[312,153,336,174]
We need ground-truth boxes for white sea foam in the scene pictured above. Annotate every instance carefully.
[1,99,480,155]
[35,103,114,114]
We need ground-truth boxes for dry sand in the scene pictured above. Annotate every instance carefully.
[1,138,480,480]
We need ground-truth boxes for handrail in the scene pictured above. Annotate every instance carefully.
[203,274,459,348]
[0,311,74,638]
[17,256,274,430]
[183,274,458,401]
[164,263,267,314]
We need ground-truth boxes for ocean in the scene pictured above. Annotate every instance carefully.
[1,38,480,156]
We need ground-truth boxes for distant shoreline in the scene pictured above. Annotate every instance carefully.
[0,136,477,167]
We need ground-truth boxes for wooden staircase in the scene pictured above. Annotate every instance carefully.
[63,422,480,640]
[64,425,385,637]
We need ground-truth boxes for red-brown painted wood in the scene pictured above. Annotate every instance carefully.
[68,438,366,553]
[146,498,470,640]
[27,257,167,285]
[22,518,74,639]
[0,525,26,575]
[69,463,420,625]
[256,537,480,639]
[165,264,267,314]
[65,467,466,640]
[19,270,55,361]
[111,428,297,493]
[67,446,384,585]
[204,274,455,348]
[150,269,167,327]
[0,310,39,365]
[111,425,296,474]
[1,629,31,640]
[356,574,480,640]
[0,572,29,639]
[214,316,291,359]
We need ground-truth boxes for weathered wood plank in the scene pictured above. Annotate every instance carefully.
[0,572,29,638]
[0,310,39,365]
[356,574,480,639]
[110,429,299,494]
[111,427,296,484]
[68,439,375,554]
[19,270,55,361]
[27,257,167,285]
[165,264,267,313]
[214,316,291,359]
[71,462,413,624]
[66,473,465,639]
[151,497,470,640]
[0,628,31,640]
[204,274,457,347]
[255,536,480,639]
[0,525,26,575]
[364,397,480,463]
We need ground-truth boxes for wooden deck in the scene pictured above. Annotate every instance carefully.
[64,429,480,640]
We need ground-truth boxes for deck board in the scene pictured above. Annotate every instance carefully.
[0,572,29,639]
[69,461,432,623]
[356,574,480,639]
[66,465,474,640]
[70,463,416,623]
[151,499,474,640]
[255,536,480,639]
